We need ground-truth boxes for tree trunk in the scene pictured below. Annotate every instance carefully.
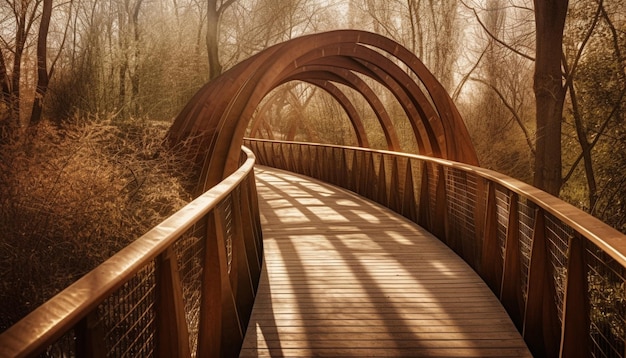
[130,0,144,117]
[10,10,28,126]
[30,0,54,126]
[532,0,569,196]
[206,0,222,80]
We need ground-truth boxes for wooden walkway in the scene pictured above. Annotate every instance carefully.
[240,167,531,357]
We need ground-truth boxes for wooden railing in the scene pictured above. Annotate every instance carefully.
[0,147,263,358]
[245,138,626,358]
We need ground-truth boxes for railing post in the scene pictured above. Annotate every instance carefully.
[376,154,388,206]
[247,172,264,266]
[560,234,590,357]
[155,247,191,358]
[197,211,242,358]
[481,182,503,295]
[239,178,262,287]
[523,208,561,357]
[75,312,105,358]
[432,164,449,244]
[500,192,524,331]
[349,149,359,193]
[389,156,401,213]
[418,161,431,229]
[401,158,418,223]
[230,189,256,331]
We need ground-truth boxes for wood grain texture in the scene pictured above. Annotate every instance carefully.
[240,167,531,357]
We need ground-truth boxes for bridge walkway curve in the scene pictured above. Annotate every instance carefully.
[240,166,531,357]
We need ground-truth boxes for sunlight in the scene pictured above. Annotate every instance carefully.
[274,207,311,224]
[430,259,457,277]
[335,199,360,207]
[266,198,292,208]
[337,233,384,251]
[295,198,324,206]
[385,231,414,246]
[350,209,380,223]
[300,182,336,196]
[307,206,350,222]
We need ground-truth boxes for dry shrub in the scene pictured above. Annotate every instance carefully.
[0,120,193,331]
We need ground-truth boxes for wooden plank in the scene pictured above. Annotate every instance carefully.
[240,167,531,357]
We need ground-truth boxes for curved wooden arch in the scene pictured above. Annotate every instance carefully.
[281,67,401,151]
[168,30,478,192]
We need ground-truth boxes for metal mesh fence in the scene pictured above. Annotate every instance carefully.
[545,212,573,325]
[97,262,156,357]
[495,185,511,261]
[444,167,479,263]
[219,195,235,275]
[174,224,207,357]
[587,241,626,357]
[517,197,535,302]
[40,329,76,357]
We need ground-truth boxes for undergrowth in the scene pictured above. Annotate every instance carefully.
[0,120,194,331]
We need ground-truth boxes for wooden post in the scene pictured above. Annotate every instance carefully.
[389,156,401,213]
[230,189,256,331]
[155,247,191,358]
[349,149,359,193]
[432,165,449,245]
[418,161,431,229]
[377,154,388,206]
[358,151,369,197]
[239,181,262,287]
[75,312,106,358]
[559,234,591,357]
[402,158,418,223]
[523,208,561,357]
[366,152,377,200]
[500,192,524,331]
[481,182,503,296]
[197,211,242,358]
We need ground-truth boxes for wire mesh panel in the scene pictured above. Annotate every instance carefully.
[174,224,207,357]
[587,241,626,358]
[545,213,573,325]
[495,185,511,261]
[40,329,76,357]
[218,195,235,275]
[444,166,479,265]
[96,262,156,357]
[517,196,535,302]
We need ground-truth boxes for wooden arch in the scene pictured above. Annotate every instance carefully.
[168,30,478,192]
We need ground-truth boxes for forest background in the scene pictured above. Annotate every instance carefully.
[1,0,625,330]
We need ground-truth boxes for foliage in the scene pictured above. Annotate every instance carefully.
[0,120,193,331]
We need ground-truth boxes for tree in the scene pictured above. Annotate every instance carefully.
[29,0,53,125]
[206,0,236,80]
[532,0,568,195]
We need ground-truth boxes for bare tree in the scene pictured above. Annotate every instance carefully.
[532,0,569,195]
[30,0,54,125]
[206,0,236,80]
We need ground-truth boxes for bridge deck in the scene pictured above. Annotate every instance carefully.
[240,167,531,357]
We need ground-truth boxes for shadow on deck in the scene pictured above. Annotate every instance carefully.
[240,167,531,357]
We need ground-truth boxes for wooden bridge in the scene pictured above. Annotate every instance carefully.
[241,167,530,357]
[1,30,626,357]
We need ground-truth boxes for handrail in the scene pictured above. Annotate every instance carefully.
[0,146,263,358]
[245,138,626,358]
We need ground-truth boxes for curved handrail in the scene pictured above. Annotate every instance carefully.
[245,138,626,358]
[0,146,263,358]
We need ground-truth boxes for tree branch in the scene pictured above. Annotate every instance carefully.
[562,0,602,89]
[470,76,536,155]
[452,45,487,101]
[562,82,626,182]
[460,0,535,62]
